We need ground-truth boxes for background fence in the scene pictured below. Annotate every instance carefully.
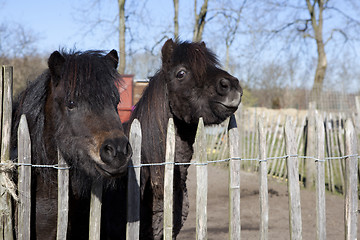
[207,100,360,194]
[1,65,359,239]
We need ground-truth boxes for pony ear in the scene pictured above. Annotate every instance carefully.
[48,51,65,79]
[200,41,206,48]
[161,39,175,69]
[105,49,119,69]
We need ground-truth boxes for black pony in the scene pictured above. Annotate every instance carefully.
[102,39,242,239]
[11,50,132,239]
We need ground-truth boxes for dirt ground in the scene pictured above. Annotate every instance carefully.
[177,164,360,240]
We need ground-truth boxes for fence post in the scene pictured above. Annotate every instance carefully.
[305,102,316,188]
[57,151,69,240]
[88,180,103,240]
[355,96,360,133]
[17,115,31,240]
[315,112,326,240]
[127,119,142,240]
[0,65,14,240]
[355,96,360,186]
[194,117,207,240]
[284,117,302,240]
[228,114,241,240]
[258,116,269,240]
[344,119,358,240]
[163,118,175,240]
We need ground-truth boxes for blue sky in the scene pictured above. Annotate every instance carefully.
[1,0,359,91]
[1,0,175,54]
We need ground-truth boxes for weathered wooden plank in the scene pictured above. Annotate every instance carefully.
[284,117,302,240]
[344,119,358,240]
[163,118,175,240]
[194,118,207,240]
[268,115,281,158]
[57,151,69,240]
[258,117,268,240]
[327,114,336,192]
[0,65,14,240]
[250,110,257,171]
[127,119,142,240]
[269,116,283,176]
[228,114,241,240]
[17,115,31,240]
[164,119,176,238]
[306,102,316,188]
[355,96,360,134]
[89,180,103,240]
[315,113,326,240]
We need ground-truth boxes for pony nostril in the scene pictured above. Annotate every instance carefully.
[100,142,117,164]
[100,138,131,164]
[105,144,116,157]
[116,142,132,158]
[217,78,231,95]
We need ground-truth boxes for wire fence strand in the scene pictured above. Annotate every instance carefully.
[1,154,358,170]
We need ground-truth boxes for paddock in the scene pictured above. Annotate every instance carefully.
[1,65,359,239]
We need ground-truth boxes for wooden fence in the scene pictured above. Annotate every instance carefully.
[1,65,359,239]
[208,101,360,194]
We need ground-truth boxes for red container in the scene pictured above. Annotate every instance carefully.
[117,74,134,122]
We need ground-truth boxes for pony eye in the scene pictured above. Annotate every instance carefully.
[176,70,186,79]
[67,101,76,110]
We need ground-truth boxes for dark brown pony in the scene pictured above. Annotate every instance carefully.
[11,50,132,239]
[102,39,242,239]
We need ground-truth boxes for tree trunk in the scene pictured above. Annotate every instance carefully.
[310,38,327,104]
[193,0,208,42]
[225,43,230,71]
[307,0,327,105]
[173,0,179,39]
[118,0,126,74]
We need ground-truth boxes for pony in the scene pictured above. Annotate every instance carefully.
[101,39,242,239]
[10,49,132,239]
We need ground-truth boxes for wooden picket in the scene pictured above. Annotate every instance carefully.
[315,112,326,239]
[284,117,302,240]
[163,118,175,239]
[194,118,208,240]
[258,117,269,240]
[57,151,69,240]
[0,66,14,240]
[17,115,31,240]
[126,119,141,240]
[228,114,241,239]
[344,119,358,240]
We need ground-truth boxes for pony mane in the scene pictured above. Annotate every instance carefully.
[125,70,169,164]
[58,50,122,111]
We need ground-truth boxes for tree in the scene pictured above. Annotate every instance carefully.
[173,0,179,39]
[75,0,129,74]
[0,23,38,58]
[305,0,327,103]
[262,0,360,104]
[118,0,126,74]
[212,0,248,70]
[193,0,209,42]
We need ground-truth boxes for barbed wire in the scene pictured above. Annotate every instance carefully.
[0,154,359,170]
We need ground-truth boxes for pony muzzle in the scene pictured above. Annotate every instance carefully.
[99,137,132,176]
